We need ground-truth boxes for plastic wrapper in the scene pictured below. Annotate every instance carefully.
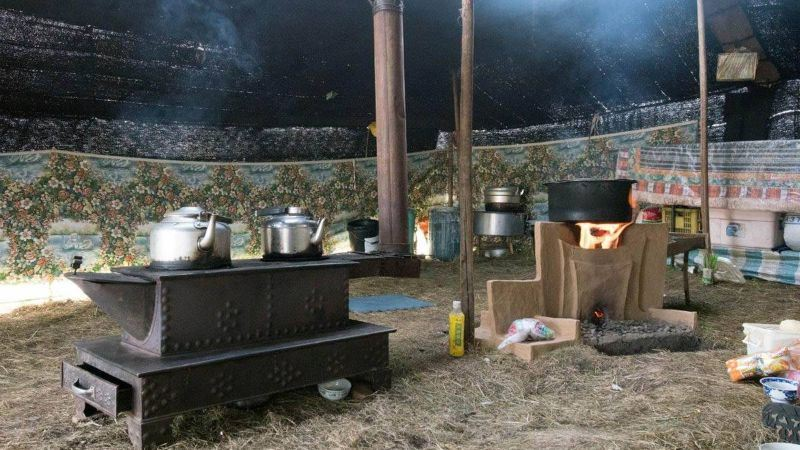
[726,347,791,382]
[497,318,555,350]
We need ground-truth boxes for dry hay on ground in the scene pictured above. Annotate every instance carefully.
[1,257,798,449]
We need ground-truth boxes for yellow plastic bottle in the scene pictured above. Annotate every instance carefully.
[449,300,465,357]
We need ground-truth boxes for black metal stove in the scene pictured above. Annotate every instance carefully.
[62,253,419,449]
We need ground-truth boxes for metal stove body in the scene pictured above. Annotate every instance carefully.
[62,254,418,449]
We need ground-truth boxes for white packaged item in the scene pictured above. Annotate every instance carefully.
[709,209,783,250]
[497,318,554,350]
[364,236,379,253]
[743,323,800,355]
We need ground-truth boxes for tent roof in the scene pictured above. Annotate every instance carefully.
[1,0,798,148]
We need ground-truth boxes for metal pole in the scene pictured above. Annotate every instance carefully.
[697,0,712,252]
[372,0,410,254]
[458,0,475,347]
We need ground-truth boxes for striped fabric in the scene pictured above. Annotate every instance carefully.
[683,247,800,286]
[617,140,800,212]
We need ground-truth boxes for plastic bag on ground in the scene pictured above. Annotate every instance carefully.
[726,347,791,381]
[497,318,555,350]
[713,256,746,284]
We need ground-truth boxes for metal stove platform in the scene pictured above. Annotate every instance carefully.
[62,253,417,449]
[64,321,393,449]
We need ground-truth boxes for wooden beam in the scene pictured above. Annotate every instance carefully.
[706,0,779,83]
[458,0,476,347]
[449,71,459,207]
[372,0,410,254]
[697,0,712,254]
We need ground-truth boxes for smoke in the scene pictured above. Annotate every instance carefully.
[156,0,259,74]
[473,0,707,127]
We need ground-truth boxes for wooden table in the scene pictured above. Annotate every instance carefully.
[667,233,707,304]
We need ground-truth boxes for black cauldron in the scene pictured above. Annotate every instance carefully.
[546,179,636,223]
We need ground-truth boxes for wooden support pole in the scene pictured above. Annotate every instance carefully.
[458,0,476,347]
[449,72,459,207]
[372,0,410,254]
[697,0,712,253]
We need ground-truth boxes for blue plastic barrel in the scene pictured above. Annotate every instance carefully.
[429,206,460,262]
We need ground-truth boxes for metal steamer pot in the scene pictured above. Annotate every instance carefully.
[546,179,636,222]
[149,206,233,270]
[485,186,525,212]
[260,207,326,259]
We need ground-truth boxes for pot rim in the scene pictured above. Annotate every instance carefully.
[545,178,636,186]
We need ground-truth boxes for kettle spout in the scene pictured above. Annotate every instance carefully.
[310,217,326,246]
[197,213,217,251]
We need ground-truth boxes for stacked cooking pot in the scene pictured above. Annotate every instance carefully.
[484,186,526,213]
[474,186,527,238]
[146,205,326,270]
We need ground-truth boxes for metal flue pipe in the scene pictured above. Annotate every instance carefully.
[371,0,410,254]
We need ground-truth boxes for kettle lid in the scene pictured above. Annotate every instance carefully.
[164,206,206,221]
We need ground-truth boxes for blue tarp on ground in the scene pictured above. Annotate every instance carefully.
[349,294,432,313]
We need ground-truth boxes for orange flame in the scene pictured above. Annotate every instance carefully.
[576,222,632,249]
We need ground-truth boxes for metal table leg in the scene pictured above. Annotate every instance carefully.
[683,250,691,305]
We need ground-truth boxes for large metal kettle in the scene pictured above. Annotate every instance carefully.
[261,206,326,259]
[149,206,233,270]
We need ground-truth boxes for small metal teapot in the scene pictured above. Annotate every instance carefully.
[260,206,326,259]
[149,206,233,270]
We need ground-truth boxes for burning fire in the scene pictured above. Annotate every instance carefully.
[576,222,632,249]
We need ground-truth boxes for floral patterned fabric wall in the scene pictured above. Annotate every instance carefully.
[0,121,695,279]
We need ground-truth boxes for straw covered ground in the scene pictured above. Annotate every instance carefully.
[2,257,799,449]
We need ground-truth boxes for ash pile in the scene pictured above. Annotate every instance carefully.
[581,319,700,356]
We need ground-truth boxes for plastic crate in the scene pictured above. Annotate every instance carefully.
[662,206,702,233]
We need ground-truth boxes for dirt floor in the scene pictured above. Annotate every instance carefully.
[1,257,799,449]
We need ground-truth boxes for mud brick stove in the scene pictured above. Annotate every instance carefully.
[61,254,419,449]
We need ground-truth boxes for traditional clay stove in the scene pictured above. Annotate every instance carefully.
[476,179,698,360]
[61,253,419,449]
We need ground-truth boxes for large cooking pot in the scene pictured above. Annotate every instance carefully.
[546,179,636,222]
[484,186,525,212]
[261,206,326,259]
[149,206,233,270]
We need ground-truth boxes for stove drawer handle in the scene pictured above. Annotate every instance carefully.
[71,380,95,398]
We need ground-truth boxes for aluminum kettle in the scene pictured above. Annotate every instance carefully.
[149,206,233,270]
[260,206,326,259]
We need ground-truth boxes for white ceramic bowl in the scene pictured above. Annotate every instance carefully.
[759,443,800,450]
[317,379,352,401]
[760,377,800,404]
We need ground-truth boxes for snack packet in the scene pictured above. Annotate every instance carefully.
[498,318,555,350]
[726,347,791,382]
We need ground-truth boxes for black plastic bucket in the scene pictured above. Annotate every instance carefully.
[347,219,379,252]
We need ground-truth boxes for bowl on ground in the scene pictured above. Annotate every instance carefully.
[759,443,800,450]
[318,378,352,401]
[761,377,800,404]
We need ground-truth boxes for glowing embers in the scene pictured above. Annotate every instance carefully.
[590,305,608,329]
[576,222,632,249]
